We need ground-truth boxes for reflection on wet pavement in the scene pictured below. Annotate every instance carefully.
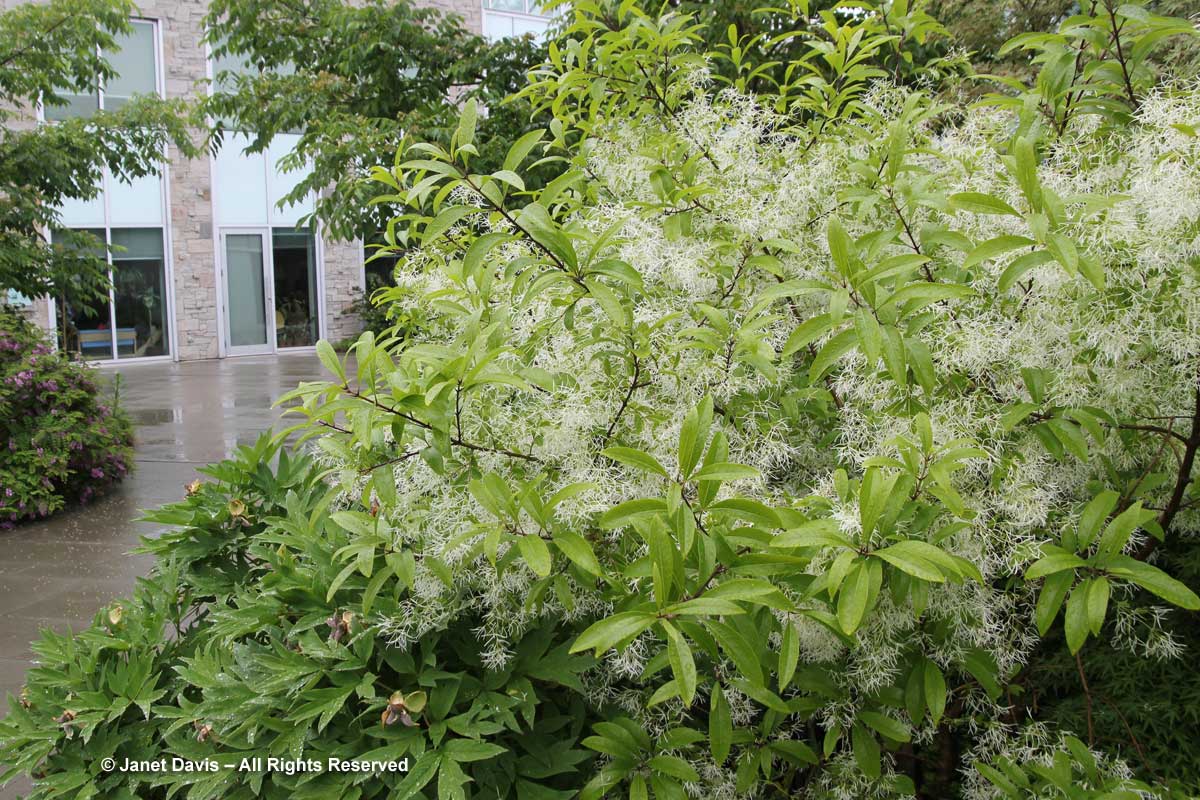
[0,354,330,797]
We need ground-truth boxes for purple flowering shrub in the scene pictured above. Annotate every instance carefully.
[0,308,133,526]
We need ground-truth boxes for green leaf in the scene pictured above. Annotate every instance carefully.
[444,738,507,762]
[878,282,974,311]
[772,519,855,549]
[1087,576,1110,635]
[963,235,1036,268]
[769,739,818,766]
[782,313,835,357]
[949,192,1021,217]
[809,329,858,382]
[423,205,475,244]
[317,339,344,382]
[662,622,697,706]
[571,612,657,655]
[1025,553,1086,580]
[647,755,699,783]
[709,684,732,763]
[924,660,947,727]
[873,545,945,583]
[693,462,759,482]
[602,446,670,477]
[827,216,854,276]
[666,597,747,617]
[462,231,513,284]
[962,649,1002,701]
[1106,556,1200,609]
[599,498,667,529]
[1036,570,1074,636]
[1064,580,1091,654]
[852,724,881,779]
[678,396,713,479]
[837,561,871,635]
[393,751,441,800]
[706,620,763,687]
[1097,502,1152,557]
[998,249,1054,293]
[517,202,578,269]
[778,621,799,690]
[456,97,478,146]
[859,711,911,743]
[552,531,603,577]
[517,535,552,577]
[1077,490,1118,549]
[584,276,628,327]
[490,169,525,192]
[503,129,545,172]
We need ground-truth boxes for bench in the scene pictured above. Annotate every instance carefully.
[77,328,137,353]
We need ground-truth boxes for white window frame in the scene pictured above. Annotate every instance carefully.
[205,40,326,358]
[482,0,556,40]
[44,18,176,365]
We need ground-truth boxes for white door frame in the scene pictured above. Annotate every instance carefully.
[219,227,275,356]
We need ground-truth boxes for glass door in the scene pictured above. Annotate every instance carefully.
[221,230,273,355]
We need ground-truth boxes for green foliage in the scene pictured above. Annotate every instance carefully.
[0,308,132,525]
[202,0,554,241]
[985,0,1200,133]
[0,0,196,303]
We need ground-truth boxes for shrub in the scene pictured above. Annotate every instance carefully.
[0,307,132,524]
[5,2,1200,799]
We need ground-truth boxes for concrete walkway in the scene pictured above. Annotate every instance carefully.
[0,354,329,799]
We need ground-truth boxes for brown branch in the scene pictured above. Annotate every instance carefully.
[1105,1,1140,113]
[1076,651,1095,748]
[603,351,647,442]
[1137,382,1200,559]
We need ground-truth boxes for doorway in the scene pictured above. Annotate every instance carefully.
[220,227,319,356]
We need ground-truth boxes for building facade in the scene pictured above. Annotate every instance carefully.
[10,0,555,363]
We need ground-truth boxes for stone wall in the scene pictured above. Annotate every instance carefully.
[146,0,222,361]
[322,237,365,345]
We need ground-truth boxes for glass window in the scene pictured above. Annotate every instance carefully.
[103,21,157,111]
[51,227,169,360]
[51,229,113,361]
[211,47,252,96]
[44,19,158,120]
[483,0,555,41]
[272,228,318,348]
[112,228,169,358]
[226,233,269,348]
[44,91,100,121]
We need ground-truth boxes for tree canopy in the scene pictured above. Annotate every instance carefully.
[202,0,552,243]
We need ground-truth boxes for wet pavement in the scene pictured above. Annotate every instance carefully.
[0,354,330,799]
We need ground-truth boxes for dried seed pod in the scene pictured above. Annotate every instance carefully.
[194,721,214,743]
